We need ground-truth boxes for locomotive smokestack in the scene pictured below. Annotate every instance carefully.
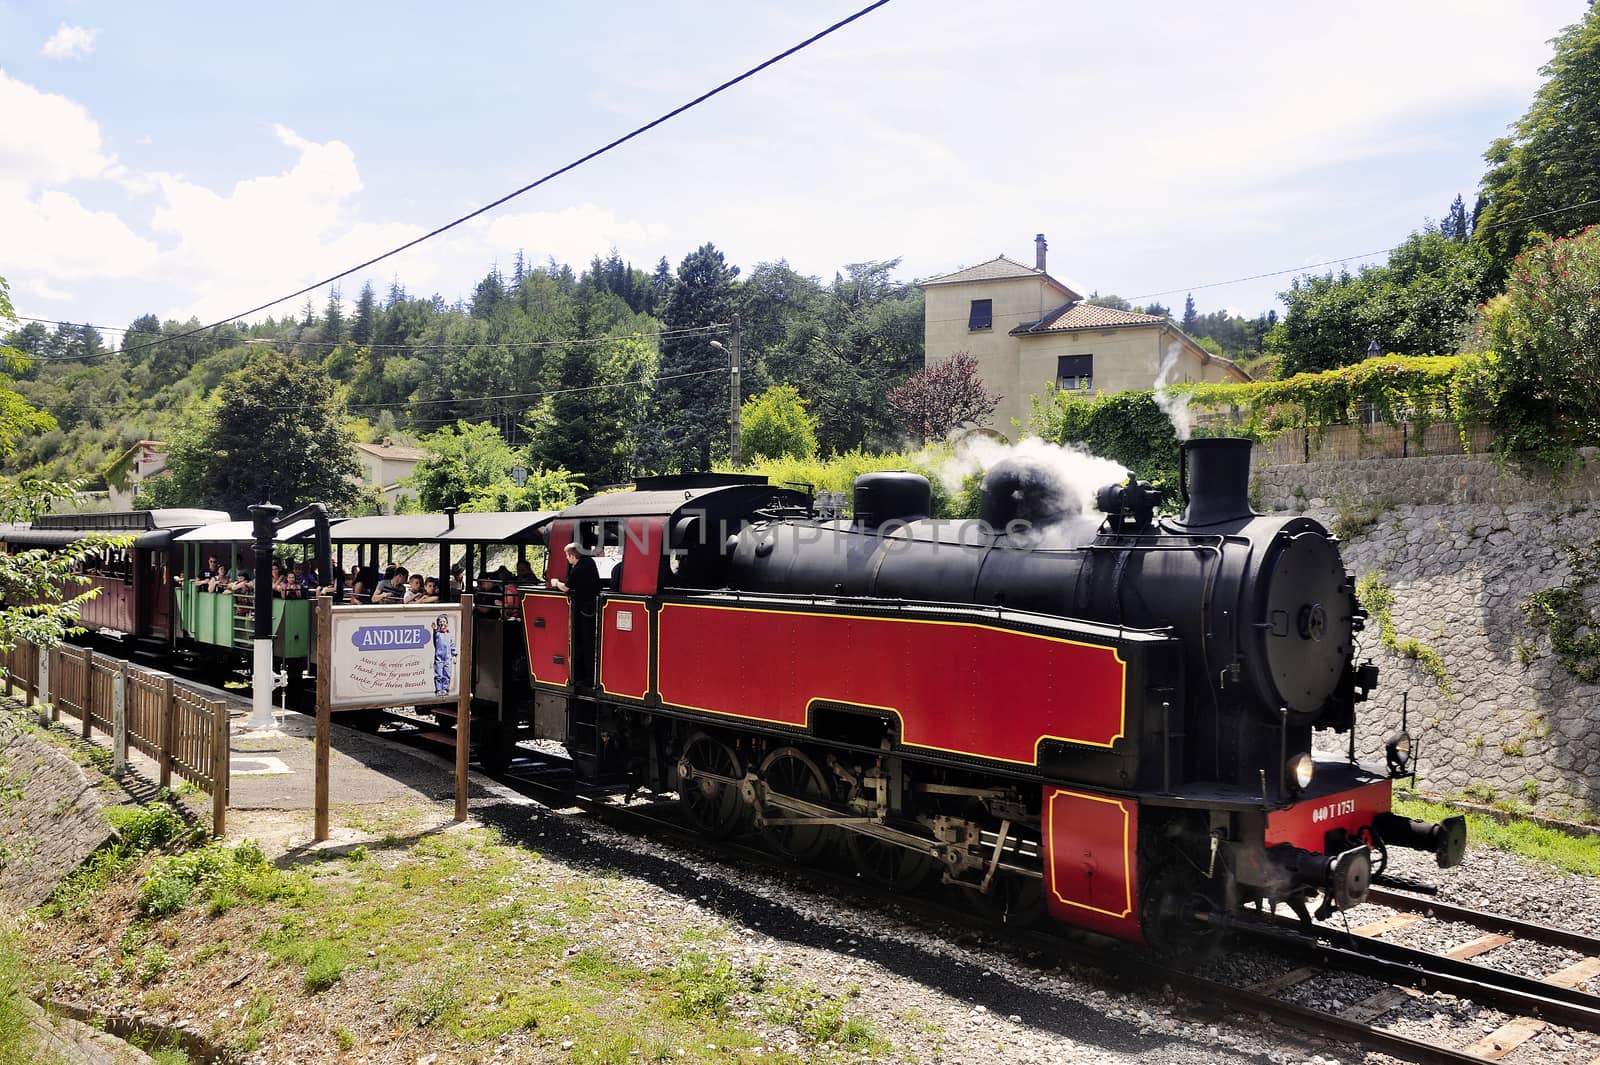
[1176,437,1255,528]
[1035,233,1048,272]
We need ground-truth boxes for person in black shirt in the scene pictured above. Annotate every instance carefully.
[551,543,601,686]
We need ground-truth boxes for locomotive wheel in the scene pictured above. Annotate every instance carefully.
[845,832,938,891]
[677,732,748,839]
[1140,863,1223,957]
[758,747,836,863]
[963,872,1048,927]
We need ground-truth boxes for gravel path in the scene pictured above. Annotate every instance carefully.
[470,789,1350,1065]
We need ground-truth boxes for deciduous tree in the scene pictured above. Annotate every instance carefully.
[740,385,818,462]
[1474,7,1600,273]
[887,352,998,443]
[162,349,359,516]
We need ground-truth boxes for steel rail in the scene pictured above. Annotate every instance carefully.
[1365,885,1600,955]
[1237,918,1600,1031]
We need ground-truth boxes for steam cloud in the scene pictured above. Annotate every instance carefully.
[1154,340,1194,440]
[941,436,1129,548]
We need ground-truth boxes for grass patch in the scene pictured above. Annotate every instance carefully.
[0,926,68,1065]
[137,839,306,918]
[1395,795,1600,876]
[40,803,196,917]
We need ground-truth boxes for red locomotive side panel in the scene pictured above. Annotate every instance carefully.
[598,598,651,700]
[656,602,1127,765]
[522,590,571,688]
[619,517,666,597]
[1042,787,1142,942]
[1265,778,1393,851]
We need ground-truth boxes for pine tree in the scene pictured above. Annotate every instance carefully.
[352,282,376,346]
[648,243,739,471]
[302,296,318,327]
[471,264,506,319]
[1181,293,1198,331]
[649,256,674,315]
[322,287,346,344]
[385,277,406,309]
[1442,194,1470,242]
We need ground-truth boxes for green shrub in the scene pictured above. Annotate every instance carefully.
[741,385,818,462]
[1480,226,1600,468]
[1028,388,1181,486]
[137,840,292,918]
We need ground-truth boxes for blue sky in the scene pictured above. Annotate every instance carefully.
[0,0,1582,334]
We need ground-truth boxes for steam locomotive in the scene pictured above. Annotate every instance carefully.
[516,437,1466,949]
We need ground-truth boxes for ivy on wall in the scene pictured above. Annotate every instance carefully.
[1355,570,1454,698]
[1522,539,1600,684]
[1182,354,1469,440]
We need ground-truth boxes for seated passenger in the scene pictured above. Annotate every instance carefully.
[403,573,426,603]
[416,577,441,604]
[373,565,408,604]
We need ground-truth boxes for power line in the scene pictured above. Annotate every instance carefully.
[5,318,730,359]
[20,0,894,365]
[41,366,729,417]
[1125,196,1600,302]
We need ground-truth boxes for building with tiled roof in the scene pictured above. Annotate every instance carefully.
[352,440,429,513]
[917,235,1249,436]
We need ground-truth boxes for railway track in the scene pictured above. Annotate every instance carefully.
[363,714,1600,1065]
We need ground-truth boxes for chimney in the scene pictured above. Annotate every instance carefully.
[1035,233,1048,272]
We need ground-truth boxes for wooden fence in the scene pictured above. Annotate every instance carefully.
[1,640,229,834]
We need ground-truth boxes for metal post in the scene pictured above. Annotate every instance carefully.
[112,660,128,776]
[247,502,282,730]
[729,314,742,468]
[35,643,49,726]
[39,646,53,722]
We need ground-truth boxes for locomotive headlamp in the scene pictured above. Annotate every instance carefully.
[1385,731,1413,777]
[1288,752,1315,791]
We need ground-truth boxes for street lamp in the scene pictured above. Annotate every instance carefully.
[710,328,742,468]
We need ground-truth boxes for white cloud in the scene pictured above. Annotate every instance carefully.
[40,24,97,61]
[0,70,112,190]
[479,204,670,272]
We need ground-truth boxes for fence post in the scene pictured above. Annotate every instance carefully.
[112,660,128,776]
[159,676,175,791]
[80,648,94,739]
[27,641,38,711]
[38,646,52,724]
[211,699,229,837]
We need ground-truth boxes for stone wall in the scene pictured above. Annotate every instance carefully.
[0,713,114,908]
[1254,452,1600,814]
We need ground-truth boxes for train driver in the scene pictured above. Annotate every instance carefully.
[550,543,601,686]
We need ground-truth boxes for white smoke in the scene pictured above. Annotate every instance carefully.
[1154,340,1194,441]
[940,435,1129,548]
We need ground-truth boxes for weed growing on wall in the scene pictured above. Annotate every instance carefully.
[1522,538,1600,683]
[1355,571,1453,697]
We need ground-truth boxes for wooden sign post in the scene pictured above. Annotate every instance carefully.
[313,594,475,842]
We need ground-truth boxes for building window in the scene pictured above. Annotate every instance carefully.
[1057,354,1093,392]
[968,299,993,331]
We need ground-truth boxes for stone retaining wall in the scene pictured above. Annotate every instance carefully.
[1257,454,1600,814]
[0,714,114,908]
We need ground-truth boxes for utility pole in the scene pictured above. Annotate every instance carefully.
[729,315,743,468]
